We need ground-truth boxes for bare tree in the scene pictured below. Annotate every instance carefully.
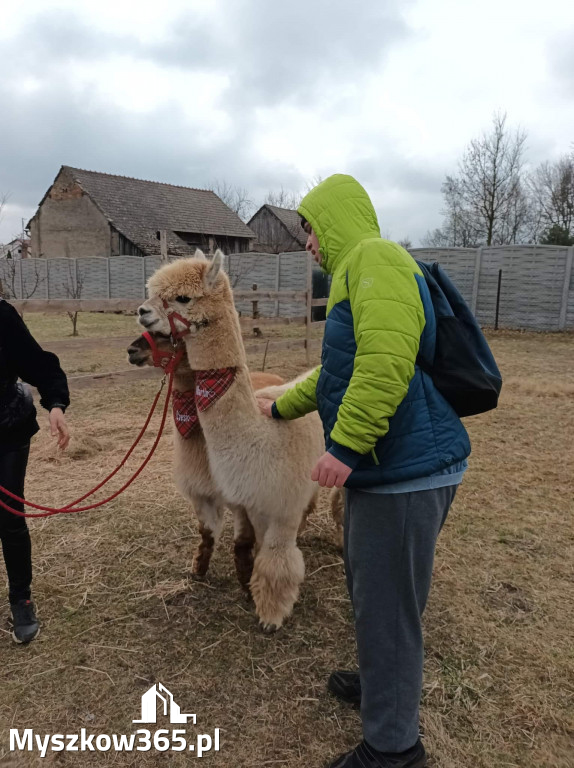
[225,252,263,290]
[441,176,478,246]
[529,152,574,243]
[421,228,450,248]
[227,256,249,289]
[1,259,44,301]
[264,187,302,210]
[304,175,324,193]
[61,259,85,336]
[421,181,479,248]
[461,112,528,245]
[265,177,324,210]
[397,237,413,250]
[210,181,254,222]
[435,112,530,246]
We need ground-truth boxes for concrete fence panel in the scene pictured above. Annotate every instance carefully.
[2,246,574,331]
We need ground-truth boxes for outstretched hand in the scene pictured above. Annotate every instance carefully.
[49,408,70,450]
[257,397,274,418]
[311,452,352,488]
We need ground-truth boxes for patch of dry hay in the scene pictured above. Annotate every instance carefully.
[0,330,573,767]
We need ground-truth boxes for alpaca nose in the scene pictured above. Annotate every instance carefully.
[127,344,140,364]
[138,306,151,317]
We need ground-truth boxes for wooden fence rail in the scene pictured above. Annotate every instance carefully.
[12,299,143,312]
[13,255,325,365]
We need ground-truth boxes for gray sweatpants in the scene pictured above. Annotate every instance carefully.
[343,485,457,753]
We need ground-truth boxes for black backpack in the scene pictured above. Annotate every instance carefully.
[415,261,502,417]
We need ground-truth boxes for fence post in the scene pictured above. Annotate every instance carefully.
[275,253,280,317]
[18,260,23,299]
[106,257,111,298]
[305,252,313,366]
[471,247,482,315]
[494,269,503,330]
[558,246,573,331]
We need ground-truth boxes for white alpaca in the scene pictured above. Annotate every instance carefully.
[136,252,326,630]
[128,335,302,589]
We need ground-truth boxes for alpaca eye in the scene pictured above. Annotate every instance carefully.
[176,296,191,304]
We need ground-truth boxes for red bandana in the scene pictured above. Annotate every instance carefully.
[172,389,198,438]
[172,368,236,439]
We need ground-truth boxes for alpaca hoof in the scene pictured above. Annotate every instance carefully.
[191,571,208,582]
[259,620,280,634]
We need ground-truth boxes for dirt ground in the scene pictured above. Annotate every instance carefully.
[0,315,572,767]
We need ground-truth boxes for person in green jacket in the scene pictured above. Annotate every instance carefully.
[258,174,470,768]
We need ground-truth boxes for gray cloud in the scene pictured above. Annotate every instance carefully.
[146,0,413,106]
[2,1,570,246]
[15,10,132,65]
[350,155,445,197]
[0,1,416,240]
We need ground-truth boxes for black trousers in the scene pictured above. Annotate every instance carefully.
[0,442,32,603]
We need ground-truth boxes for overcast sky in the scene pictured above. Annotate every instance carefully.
[1,0,573,246]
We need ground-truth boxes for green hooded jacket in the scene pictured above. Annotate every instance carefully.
[274,174,426,460]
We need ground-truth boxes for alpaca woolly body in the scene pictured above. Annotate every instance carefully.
[196,366,321,539]
[139,251,326,629]
[127,333,326,596]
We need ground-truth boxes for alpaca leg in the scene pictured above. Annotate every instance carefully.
[250,523,305,632]
[297,489,319,536]
[232,507,255,592]
[330,487,345,551]
[191,495,224,579]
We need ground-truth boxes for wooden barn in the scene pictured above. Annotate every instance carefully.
[28,166,256,259]
[248,205,307,254]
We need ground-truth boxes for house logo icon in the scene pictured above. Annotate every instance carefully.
[133,683,196,725]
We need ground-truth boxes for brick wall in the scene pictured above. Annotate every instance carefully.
[29,167,112,259]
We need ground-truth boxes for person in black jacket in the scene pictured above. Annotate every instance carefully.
[0,297,70,644]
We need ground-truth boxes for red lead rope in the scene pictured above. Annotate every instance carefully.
[0,363,175,519]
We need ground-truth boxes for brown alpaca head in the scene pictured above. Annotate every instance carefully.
[126,333,192,374]
[127,334,156,367]
[138,250,243,370]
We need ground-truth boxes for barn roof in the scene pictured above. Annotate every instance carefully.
[250,205,308,248]
[34,166,255,256]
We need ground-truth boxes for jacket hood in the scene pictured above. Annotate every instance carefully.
[297,174,381,274]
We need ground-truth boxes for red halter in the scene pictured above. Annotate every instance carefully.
[163,299,193,340]
[141,299,198,374]
[142,331,185,375]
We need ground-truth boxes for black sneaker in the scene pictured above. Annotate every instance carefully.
[328,670,362,707]
[327,739,427,768]
[11,599,40,644]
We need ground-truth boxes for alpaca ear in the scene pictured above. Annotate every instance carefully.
[194,248,206,260]
[204,250,223,290]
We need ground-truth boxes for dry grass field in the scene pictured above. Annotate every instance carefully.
[0,314,572,767]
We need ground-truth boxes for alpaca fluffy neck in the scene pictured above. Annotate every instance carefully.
[181,286,259,421]
[183,282,247,371]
